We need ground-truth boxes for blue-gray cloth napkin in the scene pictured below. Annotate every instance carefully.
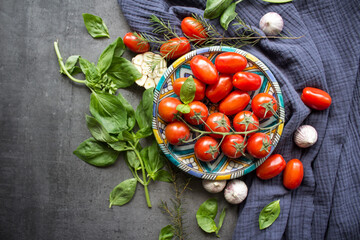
[118,0,360,239]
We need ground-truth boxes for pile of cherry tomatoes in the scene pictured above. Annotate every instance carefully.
[158,52,280,165]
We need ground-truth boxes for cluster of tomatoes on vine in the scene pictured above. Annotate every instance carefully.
[158,51,281,165]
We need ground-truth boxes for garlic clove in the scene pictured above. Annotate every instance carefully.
[294,125,318,148]
[144,78,155,89]
[136,75,147,87]
[259,12,284,36]
[132,54,144,65]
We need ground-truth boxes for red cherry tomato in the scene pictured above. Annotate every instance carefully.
[173,77,206,101]
[165,121,190,145]
[219,90,250,116]
[194,136,219,162]
[183,101,209,125]
[246,133,272,159]
[160,37,191,59]
[190,55,219,84]
[251,93,278,119]
[221,134,246,158]
[181,17,207,43]
[215,52,248,74]
[233,111,259,135]
[205,74,233,103]
[256,154,286,180]
[283,159,304,189]
[123,32,150,53]
[232,72,262,92]
[301,87,332,110]
[158,97,181,122]
[205,112,231,139]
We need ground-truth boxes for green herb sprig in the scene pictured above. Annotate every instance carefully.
[259,199,281,230]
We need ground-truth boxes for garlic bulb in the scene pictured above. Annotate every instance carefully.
[224,179,248,205]
[202,179,227,193]
[294,125,318,148]
[259,12,284,36]
[132,52,167,89]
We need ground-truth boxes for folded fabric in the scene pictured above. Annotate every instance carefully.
[119,0,360,239]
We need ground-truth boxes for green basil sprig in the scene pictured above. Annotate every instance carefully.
[259,199,281,230]
[109,178,137,207]
[176,76,196,114]
[196,198,227,237]
[220,1,243,30]
[204,0,233,19]
[82,13,110,38]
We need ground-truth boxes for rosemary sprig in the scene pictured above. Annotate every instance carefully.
[159,164,192,240]
[150,15,180,39]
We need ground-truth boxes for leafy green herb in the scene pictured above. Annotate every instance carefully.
[85,115,117,143]
[135,88,154,131]
[60,55,81,75]
[196,198,227,237]
[82,13,110,38]
[259,199,281,230]
[204,0,233,19]
[116,93,136,131]
[262,0,292,3]
[220,2,241,30]
[109,178,137,207]
[179,76,196,104]
[73,138,119,167]
[159,225,174,240]
[176,104,191,114]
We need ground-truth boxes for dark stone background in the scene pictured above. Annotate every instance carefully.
[0,1,238,239]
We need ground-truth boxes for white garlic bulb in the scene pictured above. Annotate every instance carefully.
[259,12,284,36]
[294,125,318,148]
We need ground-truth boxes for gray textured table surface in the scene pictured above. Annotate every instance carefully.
[0,1,239,239]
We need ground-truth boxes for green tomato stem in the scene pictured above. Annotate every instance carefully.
[53,41,86,84]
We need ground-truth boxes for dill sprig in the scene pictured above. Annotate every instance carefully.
[159,164,192,240]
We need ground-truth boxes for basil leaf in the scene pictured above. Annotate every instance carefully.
[196,198,218,233]
[73,138,119,167]
[159,225,174,240]
[215,207,226,236]
[204,0,233,19]
[108,141,132,152]
[135,127,153,139]
[259,199,281,230]
[61,55,80,75]
[117,92,136,131]
[135,88,154,131]
[220,2,238,30]
[82,13,110,39]
[107,57,142,88]
[109,178,137,207]
[97,37,125,75]
[85,115,117,143]
[176,104,190,114]
[117,130,135,142]
[153,170,173,183]
[180,76,196,104]
[141,142,165,175]
[89,91,127,134]
[79,57,101,84]
[262,0,292,3]
[125,150,141,170]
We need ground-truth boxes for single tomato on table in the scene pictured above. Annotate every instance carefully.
[204,112,231,139]
[215,52,248,74]
[301,87,332,110]
[256,154,286,180]
[160,37,191,59]
[219,90,250,116]
[246,132,272,159]
[173,77,206,101]
[194,136,219,162]
[233,111,259,135]
[205,74,233,103]
[190,55,219,84]
[158,97,182,122]
[183,101,209,125]
[232,72,262,92]
[181,17,207,43]
[221,134,246,158]
[283,159,304,190]
[165,121,190,145]
[251,93,278,119]
[123,32,150,53]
